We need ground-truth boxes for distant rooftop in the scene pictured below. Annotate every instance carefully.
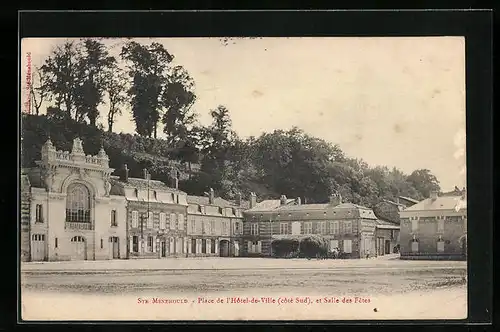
[403,194,467,212]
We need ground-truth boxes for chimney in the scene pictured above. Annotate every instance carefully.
[209,188,215,205]
[236,192,242,206]
[430,190,438,200]
[296,197,301,205]
[329,193,342,207]
[461,187,467,199]
[250,192,257,209]
[143,168,148,180]
[280,195,287,206]
[171,170,179,189]
[121,164,129,182]
[396,196,400,205]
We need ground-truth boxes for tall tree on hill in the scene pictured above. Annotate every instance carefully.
[74,39,116,126]
[103,62,127,133]
[253,128,344,203]
[407,169,441,199]
[121,41,174,138]
[161,65,198,165]
[198,105,237,192]
[40,41,81,119]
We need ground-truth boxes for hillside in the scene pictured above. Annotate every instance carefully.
[21,113,442,216]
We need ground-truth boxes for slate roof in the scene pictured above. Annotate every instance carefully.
[187,195,239,208]
[244,198,378,220]
[247,199,297,211]
[110,176,185,193]
[398,196,419,204]
[403,195,467,212]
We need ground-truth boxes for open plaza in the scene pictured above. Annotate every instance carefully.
[20,256,467,321]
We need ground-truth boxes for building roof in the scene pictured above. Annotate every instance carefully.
[110,176,185,193]
[376,219,400,230]
[398,196,419,204]
[403,195,467,212]
[245,199,378,220]
[247,199,297,212]
[187,195,239,208]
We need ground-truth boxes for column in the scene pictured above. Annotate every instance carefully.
[215,239,219,255]
[187,238,192,254]
[152,236,156,253]
[129,237,133,253]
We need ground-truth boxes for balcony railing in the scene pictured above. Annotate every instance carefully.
[65,222,94,231]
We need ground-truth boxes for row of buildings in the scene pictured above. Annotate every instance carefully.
[20,138,467,262]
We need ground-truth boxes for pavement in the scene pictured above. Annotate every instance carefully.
[20,254,466,272]
[20,255,468,321]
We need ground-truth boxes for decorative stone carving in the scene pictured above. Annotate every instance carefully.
[104,177,111,196]
[43,166,57,192]
[71,138,84,154]
[79,168,86,180]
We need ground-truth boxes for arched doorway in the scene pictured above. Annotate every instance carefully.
[219,240,230,257]
[70,236,87,260]
[460,234,467,259]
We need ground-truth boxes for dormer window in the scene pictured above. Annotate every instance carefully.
[219,207,224,214]
[134,189,138,197]
[198,205,203,213]
[153,190,157,199]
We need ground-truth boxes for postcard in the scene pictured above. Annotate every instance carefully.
[20,35,467,321]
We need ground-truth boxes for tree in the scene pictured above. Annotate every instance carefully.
[407,169,441,198]
[40,41,81,119]
[162,66,197,142]
[252,128,343,203]
[103,62,127,133]
[121,41,174,138]
[29,66,48,115]
[74,39,116,126]
[195,106,238,194]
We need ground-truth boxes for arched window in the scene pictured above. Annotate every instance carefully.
[66,183,91,223]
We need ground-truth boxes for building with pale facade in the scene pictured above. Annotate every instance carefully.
[21,138,127,261]
[242,193,399,258]
[110,167,189,259]
[186,189,244,257]
[399,190,467,260]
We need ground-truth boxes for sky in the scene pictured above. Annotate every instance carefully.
[20,37,466,192]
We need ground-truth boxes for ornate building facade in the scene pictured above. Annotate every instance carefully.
[21,138,127,261]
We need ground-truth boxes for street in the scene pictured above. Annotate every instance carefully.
[20,257,468,320]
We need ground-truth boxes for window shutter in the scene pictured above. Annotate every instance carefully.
[178,214,184,230]
[132,211,138,228]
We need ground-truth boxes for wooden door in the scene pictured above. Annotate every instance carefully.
[31,234,46,261]
[112,237,120,258]
[71,236,87,260]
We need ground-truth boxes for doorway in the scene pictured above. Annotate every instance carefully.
[31,234,46,261]
[219,240,230,257]
[461,235,467,258]
[70,236,87,260]
[109,237,120,259]
[385,240,391,255]
[161,241,167,257]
